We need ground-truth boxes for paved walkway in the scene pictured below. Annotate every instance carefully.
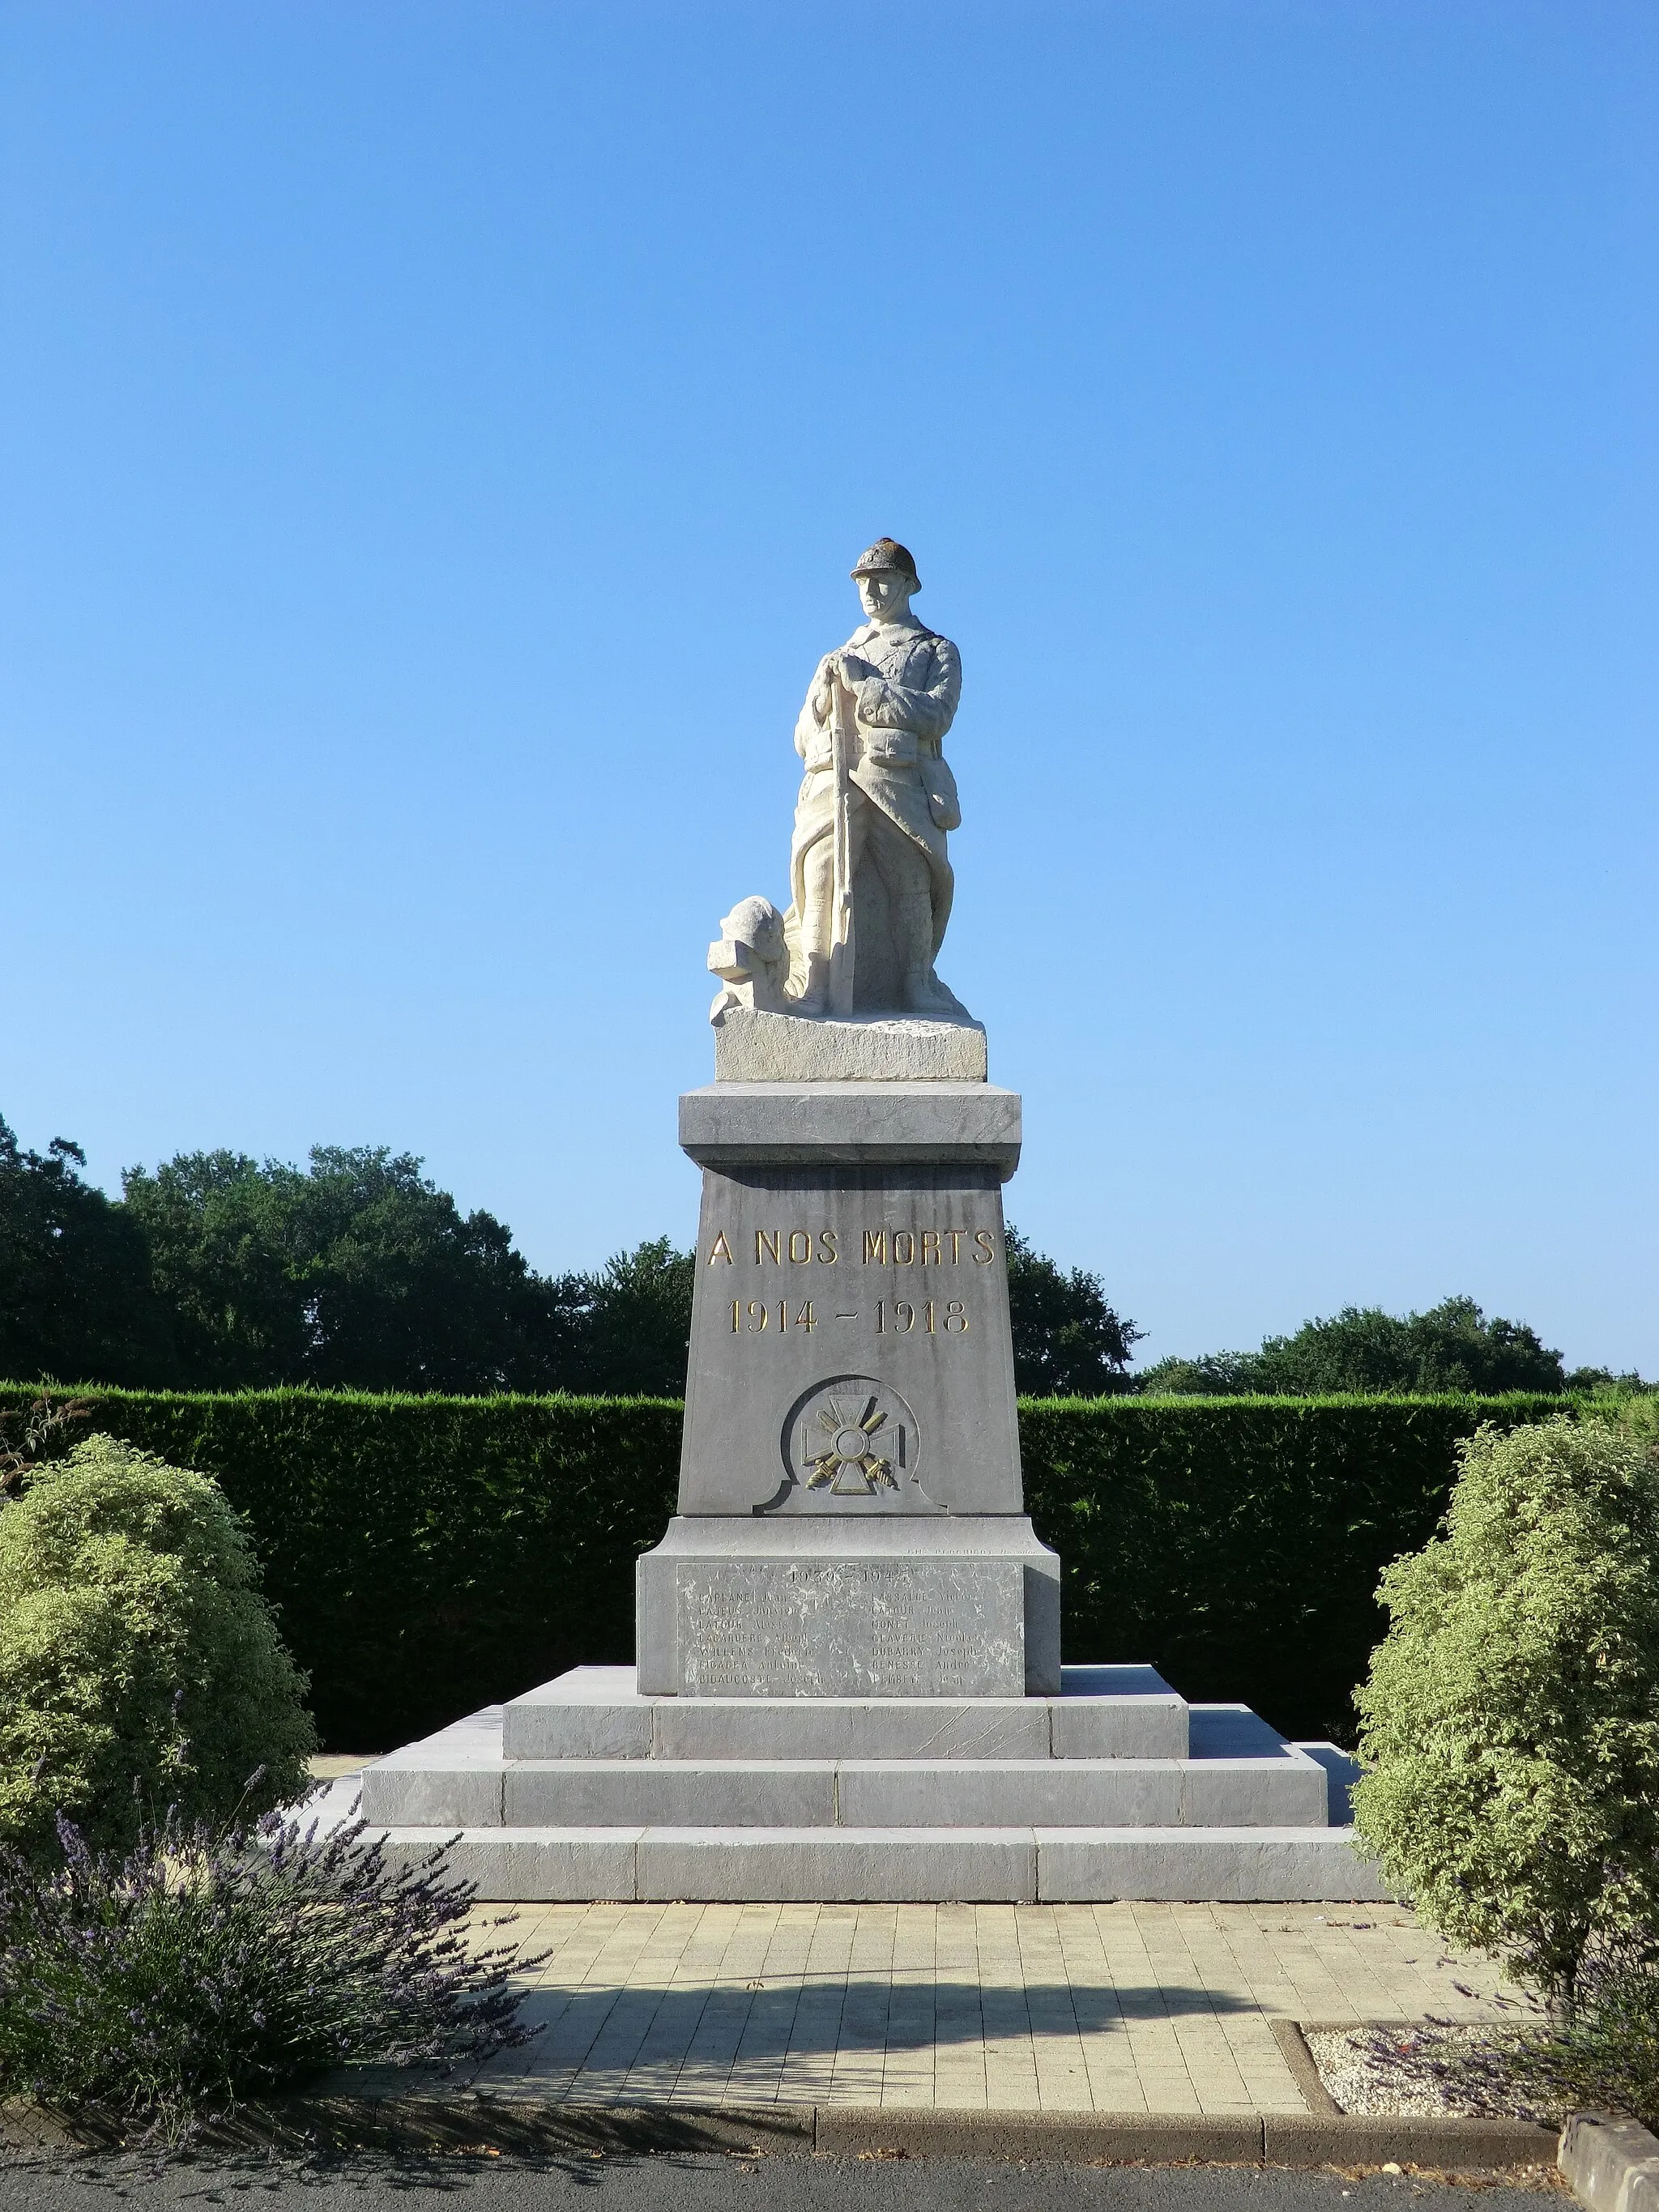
[463,1901,1516,2115]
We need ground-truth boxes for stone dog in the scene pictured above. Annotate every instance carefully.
[708,895,791,1024]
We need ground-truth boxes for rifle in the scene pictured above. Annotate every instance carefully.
[828,671,857,1016]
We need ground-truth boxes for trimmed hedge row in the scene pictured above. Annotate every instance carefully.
[0,1383,1571,1749]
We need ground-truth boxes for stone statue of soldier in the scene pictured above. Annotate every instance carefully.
[783,539,966,1018]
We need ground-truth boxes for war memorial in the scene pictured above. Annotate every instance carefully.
[364,541,1388,1904]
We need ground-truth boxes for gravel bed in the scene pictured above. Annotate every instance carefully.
[1306,2024,1559,2122]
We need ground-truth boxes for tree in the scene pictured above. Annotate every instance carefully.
[550,1238,696,1396]
[1004,1226,1141,1396]
[1137,1295,1567,1396]
[121,1145,570,1393]
[1135,1352,1260,1396]
[0,1117,174,1387]
[1351,1415,1659,2015]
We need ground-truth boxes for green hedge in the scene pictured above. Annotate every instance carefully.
[0,1384,1572,1749]
[1018,1394,1567,1743]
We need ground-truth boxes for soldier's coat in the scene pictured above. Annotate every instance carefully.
[786,618,962,963]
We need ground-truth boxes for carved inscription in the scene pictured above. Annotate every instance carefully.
[676,1561,1026,1698]
[710,1221,996,1345]
[707,1225,996,1266]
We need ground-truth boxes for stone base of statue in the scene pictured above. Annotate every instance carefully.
[357,1664,1386,1903]
[636,1517,1059,1699]
[357,1022,1389,1903]
[712,1007,987,1084]
[633,1073,1059,1696]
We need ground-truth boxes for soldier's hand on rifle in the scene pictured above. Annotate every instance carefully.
[810,655,838,718]
[838,651,875,688]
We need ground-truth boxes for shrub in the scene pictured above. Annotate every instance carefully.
[0,1434,316,1860]
[1351,1415,1659,2011]
[0,1802,538,2139]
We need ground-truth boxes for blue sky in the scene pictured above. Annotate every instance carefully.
[2,1,1654,1373]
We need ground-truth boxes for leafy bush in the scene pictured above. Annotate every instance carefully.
[0,1802,538,2139]
[1352,1415,1659,2011]
[0,1435,316,1860]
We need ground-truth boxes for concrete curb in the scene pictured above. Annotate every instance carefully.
[1269,2019,1340,2116]
[1560,2113,1659,2212]
[2,2091,1563,2167]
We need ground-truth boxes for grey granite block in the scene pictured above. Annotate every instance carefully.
[636,1826,1039,1903]
[672,1166,1026,1521]
[678,1083,1020,1174]
[1295,1741,1363,1824]
[503,1760,838,1828]
[1051,1696,1189,1760]
[371,1705,505,1758]
[836,1759,1185,1829]
[380,1828,642,1903]
[1187,1703,1295,1757]
[1179,1754,1329,1828]
[497,1667,1205,1764]
[1035,1826,1397,1903]
[504,1669,651,1759]
[674,1557,1024,1699]
[650,1696,1051,1762]
[360,1763,505,1828]
[636,1517,1059,1697]
[365,1824,1395,1903]
[1060,1664,1175,1695]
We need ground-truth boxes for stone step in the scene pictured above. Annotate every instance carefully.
[375,1823,1392,1904]
[362,1741,1328,1833]
[503,1664,1189,1762]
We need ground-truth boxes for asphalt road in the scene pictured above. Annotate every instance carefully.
[0,2151,1564,2211]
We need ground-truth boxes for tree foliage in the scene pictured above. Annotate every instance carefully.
[0,1115,705,1396]
[544,1237,695,1396]
[0,1434,317,1860]
[1351,1414,1659,2009]
[0,1118,174,1388]
[1140,1295,1570,1396]
[1004,1226,1141,1396]
[120,1145,569,1394]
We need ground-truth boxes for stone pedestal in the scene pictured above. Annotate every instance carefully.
[358,1038,1388,1903]
[633,1075,1060,1698]
[713,1008,987,1084]
[636,1517,1060,1698]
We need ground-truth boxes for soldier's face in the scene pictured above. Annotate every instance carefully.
[857,572,913,621]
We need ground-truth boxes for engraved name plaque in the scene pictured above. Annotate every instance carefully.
[673,1558,1027,1698]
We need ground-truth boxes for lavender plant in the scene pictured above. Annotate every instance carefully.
[1513,1933,1659,2126]
[1340,1938,1659,2129]
[0,1791,541,2139]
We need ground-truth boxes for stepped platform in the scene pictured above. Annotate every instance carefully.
[360,1664,1391,1903]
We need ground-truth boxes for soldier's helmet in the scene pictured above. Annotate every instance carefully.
[851,538,920,587]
